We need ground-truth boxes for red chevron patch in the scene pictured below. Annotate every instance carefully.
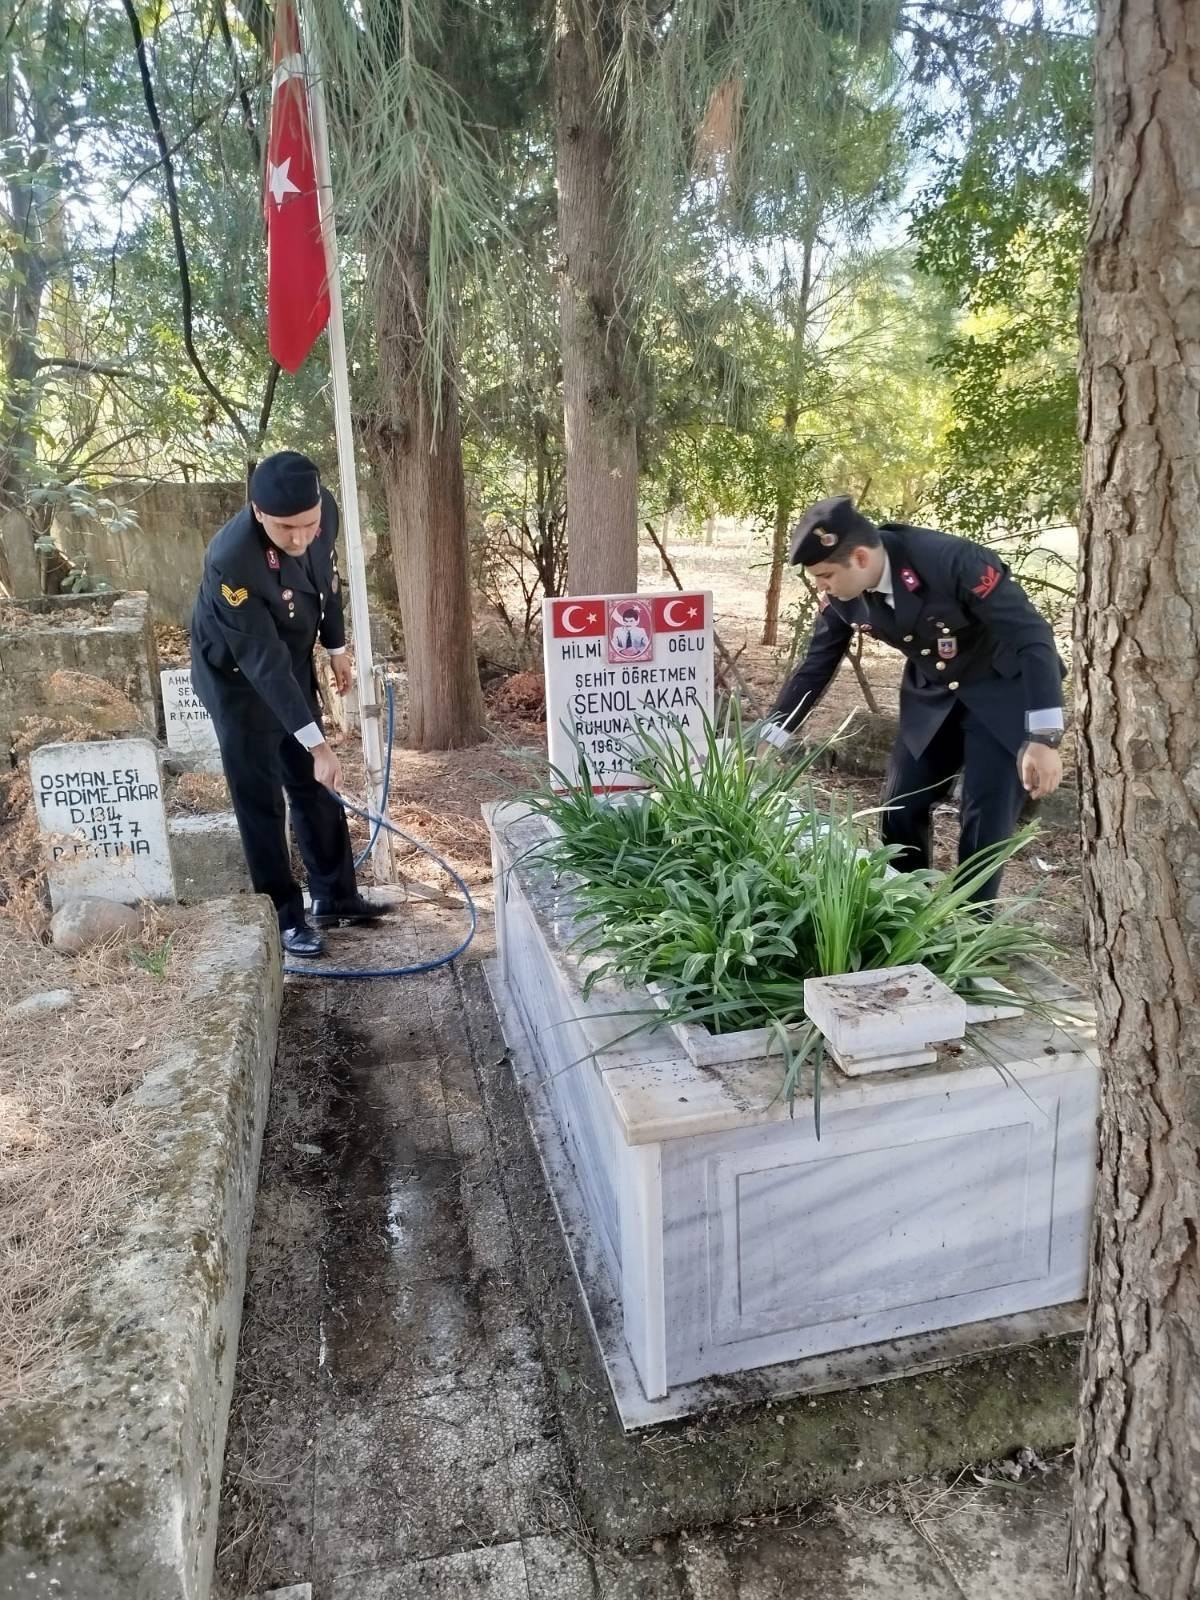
[972,564,1001,599]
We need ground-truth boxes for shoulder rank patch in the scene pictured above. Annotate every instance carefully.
[972,565,1001,599]
[221,583,249,608]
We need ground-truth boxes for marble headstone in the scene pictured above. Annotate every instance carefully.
[31,737,176,908]
[161,667,222,770]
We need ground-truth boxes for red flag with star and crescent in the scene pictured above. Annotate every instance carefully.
[265,0,330,373]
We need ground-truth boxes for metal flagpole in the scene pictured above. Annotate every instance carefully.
[300,8,393,882]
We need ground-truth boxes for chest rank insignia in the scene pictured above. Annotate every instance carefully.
[938,636,958,660]
[899,566,921,592]
[221,583,249,608]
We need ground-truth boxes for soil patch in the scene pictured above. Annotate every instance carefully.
[167,769,230,815]
[155,621,191,667]
[0,598,115,631]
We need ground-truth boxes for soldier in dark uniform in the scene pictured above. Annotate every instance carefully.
[190,450,387,957]
[758,495,1065,903]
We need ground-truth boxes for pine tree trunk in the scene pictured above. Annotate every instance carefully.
[370,252,484,751]
[1070,4,1200,1594]
[762,398,799,648]
[0,2,62,565]
[555,1,639,596]
[761,231,814,646]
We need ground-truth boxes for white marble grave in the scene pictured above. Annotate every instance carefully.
[32,738,176,908]
[161,668,222,769]
[484,799,1100,1429]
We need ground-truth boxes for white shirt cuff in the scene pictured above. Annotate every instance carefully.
[1027,709,1065,733]
[759,722,791,750]
[294,721,324,749]
[327,646,347,656]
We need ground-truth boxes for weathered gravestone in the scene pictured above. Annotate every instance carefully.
[161,667,222,769]
[31,737,176,908]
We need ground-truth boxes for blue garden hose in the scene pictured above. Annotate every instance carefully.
[283,677,478,980]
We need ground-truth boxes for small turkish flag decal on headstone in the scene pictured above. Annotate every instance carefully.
[550,600,606,638]
[652,594,706,630]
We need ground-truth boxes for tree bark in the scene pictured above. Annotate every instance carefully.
[762,229,815,647]
[555,2,639,596]
[0,0,67,548]
[762,398,799,647]
[370,250,484,751]
[1070,4,1200,1596]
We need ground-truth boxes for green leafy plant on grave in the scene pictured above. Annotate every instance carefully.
[129,934,173,980]
[521,710,1057,1124]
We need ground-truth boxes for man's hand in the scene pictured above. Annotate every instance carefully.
[312,741,344,792]
[330,652,354,696]
[1019,742,1063,801]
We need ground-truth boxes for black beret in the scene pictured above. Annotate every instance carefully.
[788,495,878,566]
[250,451,321,517]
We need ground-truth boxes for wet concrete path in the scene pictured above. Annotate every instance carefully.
[214,902,1077,1599]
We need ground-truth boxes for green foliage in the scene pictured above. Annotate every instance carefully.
[522,713,1055,1115]
[910,12,1092,549]
[129,933,173,979]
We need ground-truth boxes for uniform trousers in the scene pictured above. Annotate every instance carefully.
[880,702,1026,905]
[198,677,356,930]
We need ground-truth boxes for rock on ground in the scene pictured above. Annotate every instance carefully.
[9,987,76,1018]
[50,896,141,953]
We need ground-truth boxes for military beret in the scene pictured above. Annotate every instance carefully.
[788,495,878,566]
[250,451,322,517]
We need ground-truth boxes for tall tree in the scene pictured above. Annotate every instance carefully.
[308,0,540,747]
[556,0,639,595]
[910,13,1091,549]
[1070,2,1200,1594]
[0,0,75,587]
[554,0,898,597]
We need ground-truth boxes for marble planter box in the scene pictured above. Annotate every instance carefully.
[483,801,1100,1428]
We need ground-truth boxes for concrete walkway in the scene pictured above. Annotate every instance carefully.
[215,902,1078,1600]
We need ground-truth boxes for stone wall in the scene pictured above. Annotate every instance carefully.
[54,483,246,625]
[53,480,383,626]
[0,592,159,754]
[0,897,281,1600]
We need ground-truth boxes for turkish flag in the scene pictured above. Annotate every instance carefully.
[652,593,706,630]
[550,599,606,638]
[265,1,330,373]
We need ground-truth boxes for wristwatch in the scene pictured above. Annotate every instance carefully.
[1025,730,1064,750]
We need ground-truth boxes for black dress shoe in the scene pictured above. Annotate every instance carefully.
[281,923,326,958]
[310,894,391,928]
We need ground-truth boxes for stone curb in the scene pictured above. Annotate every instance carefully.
[0,896,282,1600]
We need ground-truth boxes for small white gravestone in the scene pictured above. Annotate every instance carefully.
[31,738,176,909]
[542,591,715,790]
[161,668,222,768]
